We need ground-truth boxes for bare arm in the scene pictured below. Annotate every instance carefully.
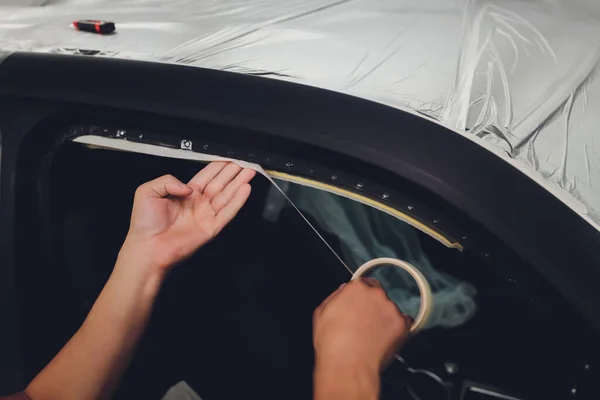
[25,245,165,400]
[312,280,413,400]
[21,162,255,400]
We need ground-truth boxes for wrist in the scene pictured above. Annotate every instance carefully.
[314,354,380,400]
[315,346,382,375]
[316,352,380,377]
[115,237,168,291]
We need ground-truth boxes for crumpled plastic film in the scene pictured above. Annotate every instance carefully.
[264,182,477,330]
[440,0,600,225]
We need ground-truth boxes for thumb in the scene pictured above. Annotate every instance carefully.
[136,174,193,199]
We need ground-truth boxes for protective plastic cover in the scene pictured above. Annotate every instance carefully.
[1,0,599,228]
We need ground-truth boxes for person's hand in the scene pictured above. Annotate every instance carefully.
[313,279,412,375]
[121,161,256,272]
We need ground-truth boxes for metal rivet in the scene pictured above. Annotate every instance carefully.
[433,219,440,224]
[266,157,271,162]
[181,140,192,149]
[138,134,144,139]
[248,153,254,158]
[331,175,338,180]
[381,193,390,199]
[356,182,364,189]
[203,144,209,150]
[286,162,294,168]
[461,235,468,240]
[407,205,414,210]
[309,169,315,174]
[584,364,590,370]
[116,130,126,137]
[571,388,577,395]
[444,362,458,375]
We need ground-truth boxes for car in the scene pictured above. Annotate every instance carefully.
[1,1,599,399]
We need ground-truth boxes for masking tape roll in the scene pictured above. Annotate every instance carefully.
[351,257,433,333]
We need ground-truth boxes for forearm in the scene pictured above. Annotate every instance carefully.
[26,246,165,400]
[314,357,380,400]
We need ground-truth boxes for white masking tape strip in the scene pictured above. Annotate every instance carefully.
[72,135,353,275]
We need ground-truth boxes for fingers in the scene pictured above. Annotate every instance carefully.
[359,277,382,288]
[214,183,252,231]
[210,168,257,213]
[403,314,415,328]
[136,174,193,199]
[200,163,243,199]
[315,278,382,318]
[187,161,228,193]
[358,278,411,330]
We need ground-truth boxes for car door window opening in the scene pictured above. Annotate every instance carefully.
[3,113,596,398]
[7,118,593,400]
[72,134,476,329]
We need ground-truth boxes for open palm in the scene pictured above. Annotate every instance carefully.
[125,162,256,270]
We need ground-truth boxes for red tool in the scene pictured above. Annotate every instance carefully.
[73,20,116,35]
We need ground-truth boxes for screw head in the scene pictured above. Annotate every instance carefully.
[116,130,126,137]
[181,140,192,149]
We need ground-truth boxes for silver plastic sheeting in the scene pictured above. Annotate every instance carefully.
[441,0,600,227]
[1,0,599,228]
[264,181,478,330]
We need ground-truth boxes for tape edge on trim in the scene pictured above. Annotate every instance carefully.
[73,135,462,251]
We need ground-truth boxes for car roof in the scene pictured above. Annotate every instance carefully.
[1,0,599,230]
